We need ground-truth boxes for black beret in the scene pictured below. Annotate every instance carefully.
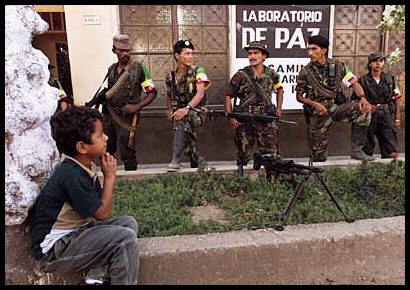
[307,35,329,49]
[173,40,195,53]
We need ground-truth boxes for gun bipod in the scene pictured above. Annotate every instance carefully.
[252,154,354,231]
[275,167,354,231]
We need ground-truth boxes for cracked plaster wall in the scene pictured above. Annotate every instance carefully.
[5,5,60,226]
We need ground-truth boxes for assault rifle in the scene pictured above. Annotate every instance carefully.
[207,110,298,126]
[85,88,107,109]
[253,153,354,231]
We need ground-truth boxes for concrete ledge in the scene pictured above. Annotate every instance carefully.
[106,154,405,180]
[138,216,405,284]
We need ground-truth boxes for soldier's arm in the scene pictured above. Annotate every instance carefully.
[341,64,372,114]
[224,94,232,114]
[137,64,158,110]
[172,82,206,121]
[295,67,328,115]
[393,81,402,129]
[272,71,284,117]
[296,91,328,116]
[224,94,241,129]
[188,65,211,107]
[351,82,372,114]
[394,97,401,129]
[275,89,283,117]
[166,91,173,120]
[187,82,206,108]
[122,64,157,115]
[138,90,157,110]
[224,73,243,128]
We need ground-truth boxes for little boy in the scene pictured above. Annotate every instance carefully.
[29,106,139,285]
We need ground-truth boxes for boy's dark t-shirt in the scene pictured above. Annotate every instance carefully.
[29,157,102,260]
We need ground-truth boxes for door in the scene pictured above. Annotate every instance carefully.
[119,5,230,109]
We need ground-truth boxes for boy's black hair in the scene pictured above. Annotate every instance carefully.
[50,106,104,157]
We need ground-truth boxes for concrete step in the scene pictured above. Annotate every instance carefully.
[138,216,405,284]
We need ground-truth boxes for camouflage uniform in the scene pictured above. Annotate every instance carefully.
[226,65,283,165]
[165,65,210,167]
[296,59,371,161]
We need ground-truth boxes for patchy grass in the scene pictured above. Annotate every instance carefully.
[111,160,405,238]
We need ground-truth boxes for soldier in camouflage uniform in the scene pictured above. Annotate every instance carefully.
[296,35,373,162]
[165,40,211,171]
[224,41,284,175]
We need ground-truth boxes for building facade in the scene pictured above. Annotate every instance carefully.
[33,5,405,163]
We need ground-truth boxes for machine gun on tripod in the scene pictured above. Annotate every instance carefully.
[253,153,354,231]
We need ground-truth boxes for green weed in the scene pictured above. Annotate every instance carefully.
[111,160,405,237]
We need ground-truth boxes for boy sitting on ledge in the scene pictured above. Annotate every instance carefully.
[29,106,139,285]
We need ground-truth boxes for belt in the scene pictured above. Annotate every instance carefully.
[373,103,389,110]
[239,105,268,114]
[318,99,334,106]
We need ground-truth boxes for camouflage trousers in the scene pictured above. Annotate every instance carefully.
[172,108,204,162]
[308,99,371,161]
[234,121,279,165]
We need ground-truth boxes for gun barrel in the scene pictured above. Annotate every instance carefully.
[230,112,298,125]
[207,110,298,125]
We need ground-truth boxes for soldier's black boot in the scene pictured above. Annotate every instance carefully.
[238,164,244,177]
[253,152,262,170]
[351,124,374,161]
[190,153,199,168]
[237,160,244,178]
[123,159,138,171]
[167,129,185,171]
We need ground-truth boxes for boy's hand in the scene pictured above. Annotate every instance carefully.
[101,152,117,178]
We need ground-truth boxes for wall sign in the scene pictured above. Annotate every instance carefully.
[83,15,101,25]
[234,5,333,109]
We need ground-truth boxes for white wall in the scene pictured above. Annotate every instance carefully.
[64,5,120,105]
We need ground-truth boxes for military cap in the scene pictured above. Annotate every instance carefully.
[368,52,386,63]
[307,35,329,49]
[113,34,132,50]
[174,39,195,53]
[244,41,269,58]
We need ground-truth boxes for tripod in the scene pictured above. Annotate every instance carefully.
[270,155,355,231]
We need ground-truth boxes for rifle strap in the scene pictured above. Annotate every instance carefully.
[238,68,274,107]
[171,70,178,111]
[93,71,110,100]
[305,64,337,100]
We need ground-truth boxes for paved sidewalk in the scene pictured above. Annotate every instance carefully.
[102,153,405,179]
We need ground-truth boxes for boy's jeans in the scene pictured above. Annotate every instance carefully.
[40,216,139,285]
